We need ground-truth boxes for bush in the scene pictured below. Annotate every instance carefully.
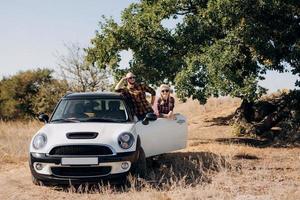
[0,69,68,120]
[32,79,69,115]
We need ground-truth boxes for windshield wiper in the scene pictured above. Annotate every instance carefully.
[84,118,126,123]
[51,118,80,123]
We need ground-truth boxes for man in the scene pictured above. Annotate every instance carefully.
[115,72,156,120]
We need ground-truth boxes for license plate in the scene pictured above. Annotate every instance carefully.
[61,157,98,165]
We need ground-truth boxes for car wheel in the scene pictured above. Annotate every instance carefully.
[31,175,43,186]
[146,155,161,169]
[131,147,147,178]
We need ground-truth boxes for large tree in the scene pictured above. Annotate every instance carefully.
[87,0,299,104]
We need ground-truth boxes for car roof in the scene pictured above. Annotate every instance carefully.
[63,92,124,99]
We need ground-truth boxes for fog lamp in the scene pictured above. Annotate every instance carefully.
[35,163,43,171]
[121,162,129,169]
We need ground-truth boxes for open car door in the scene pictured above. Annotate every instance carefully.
[135,114,187,157]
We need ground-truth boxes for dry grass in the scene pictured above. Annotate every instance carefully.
[0,97,300,200]
[0,120,41,165]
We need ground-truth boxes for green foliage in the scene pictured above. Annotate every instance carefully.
[0,69,67,120]
[175,55,209,104]
[32,79,69,115]
[87,0,299,103]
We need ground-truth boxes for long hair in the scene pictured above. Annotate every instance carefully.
[160,92,170,105]
[159,92,172,112]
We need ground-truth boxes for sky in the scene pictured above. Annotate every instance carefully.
[0,0,137,76]
[0,0,298,92]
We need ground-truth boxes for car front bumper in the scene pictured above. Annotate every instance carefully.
[29,151,138,185]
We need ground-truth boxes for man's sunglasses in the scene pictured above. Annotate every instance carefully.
[127,77,135,80]
[161,90,169,93]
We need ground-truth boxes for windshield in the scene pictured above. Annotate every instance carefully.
[51,98,129,123]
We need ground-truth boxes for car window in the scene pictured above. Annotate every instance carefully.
[52,99,67,119]
[51,98,129,123]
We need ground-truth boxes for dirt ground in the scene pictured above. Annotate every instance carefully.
[0,97,299,200]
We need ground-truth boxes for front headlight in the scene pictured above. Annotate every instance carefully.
[118,132,134,149]
[33,133,47,150]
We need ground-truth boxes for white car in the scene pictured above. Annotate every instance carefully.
[29,92,187,185]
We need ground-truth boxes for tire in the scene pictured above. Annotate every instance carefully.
[31,175,43,186]
[146,155,161,169]
[130,147,147,178]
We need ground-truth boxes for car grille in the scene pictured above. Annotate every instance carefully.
[51,166,111,177]
[49,145,114,156]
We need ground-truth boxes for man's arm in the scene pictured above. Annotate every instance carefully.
[150,96,155,106]
[142,84,156,106]
[115,77,127,91]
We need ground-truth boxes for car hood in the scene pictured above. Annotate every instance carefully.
[30,122,136,154]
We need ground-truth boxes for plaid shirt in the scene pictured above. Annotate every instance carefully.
[157,96,175,115]
[116,83,156,116]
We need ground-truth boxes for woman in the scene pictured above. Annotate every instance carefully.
[157,84,175,119]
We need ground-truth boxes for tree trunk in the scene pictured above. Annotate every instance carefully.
[248,108,290,137]
[233,99,254,124]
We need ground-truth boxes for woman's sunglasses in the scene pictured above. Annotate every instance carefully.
[127,77,135,80]
[161,90,169,93]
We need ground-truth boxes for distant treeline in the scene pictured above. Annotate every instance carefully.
[0,67,111,120]
[0,69,68,120]
[0,44,111,120]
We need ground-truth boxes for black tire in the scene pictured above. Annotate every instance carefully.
[146,155,161,169]
[130,147,147,178]
[31,175,43,186]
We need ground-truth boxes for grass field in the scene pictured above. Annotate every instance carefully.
[0,97,299,200]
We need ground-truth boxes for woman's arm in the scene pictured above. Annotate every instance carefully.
[167,97,175,119]
[169,96,175,111]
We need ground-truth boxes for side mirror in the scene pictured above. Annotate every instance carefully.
[142,113,157,125]
[38,113,49,123]
[146,113,157,121]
